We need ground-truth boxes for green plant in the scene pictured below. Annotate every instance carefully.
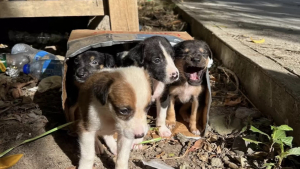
[243,125,300,168]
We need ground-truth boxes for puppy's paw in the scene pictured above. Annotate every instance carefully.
[158,125,172,137]
[166,120,176,130]
[190,128,201,136]
[131,138,143,150]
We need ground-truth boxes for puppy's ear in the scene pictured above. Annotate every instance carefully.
[123,43,145,66]
[104,53,115,68]
[93,75,114,105]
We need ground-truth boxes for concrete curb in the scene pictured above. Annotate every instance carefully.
[175,3,300,144]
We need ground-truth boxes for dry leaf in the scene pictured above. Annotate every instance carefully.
[224,97,242,106]
[216,146,222,154]
[156,151,165,159]
[203,142,213,152]
[0,154,23,169]
[250,38,265,44]
[189,139,205,152]
[197,154,208,162]
[211,91,218,97]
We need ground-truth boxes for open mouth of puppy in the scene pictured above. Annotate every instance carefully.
[184,66,206,85]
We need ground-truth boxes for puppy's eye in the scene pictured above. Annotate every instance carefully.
[91,60,98,65]
[153,57,161,64]
[119,107,131,115]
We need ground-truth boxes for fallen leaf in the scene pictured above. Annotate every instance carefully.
[216,146,222,154]
[250,38,265,44]
[211,91,218,96]
[197,153,208,162]
[189,139,205,152]
[203,142,213,152]
[0,154,23,169]
[224,97,242,106]
[156,151,165,159]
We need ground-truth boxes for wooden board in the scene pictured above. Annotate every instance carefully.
[0,0,104,18]
[68,30,194,42]
[108,0,139,31]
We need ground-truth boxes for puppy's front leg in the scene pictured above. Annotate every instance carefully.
[78,130,96,169]
[166,95,176,129]
[115,135,134,169]
[190,96,200,136]
[156,95,172,137]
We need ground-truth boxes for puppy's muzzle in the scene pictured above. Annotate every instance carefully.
[191,57,201,63]
[76,68,88,78]
[170,71,179,80]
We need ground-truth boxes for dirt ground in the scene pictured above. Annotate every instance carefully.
[0,0,299,169]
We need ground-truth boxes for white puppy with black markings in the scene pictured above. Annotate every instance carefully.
[76,66,152,169]
[116,36,179,138]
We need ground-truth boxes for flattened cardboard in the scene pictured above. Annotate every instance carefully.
[63,30,212,138]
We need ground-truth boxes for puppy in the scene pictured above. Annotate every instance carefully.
[65,50,115,127]
[165,40,212,136]
[77,66,152,169]
[117,36,179,137]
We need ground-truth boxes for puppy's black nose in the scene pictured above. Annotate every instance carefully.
[134,133,144,139]
[171,72,179,80]
[192,57,201,62]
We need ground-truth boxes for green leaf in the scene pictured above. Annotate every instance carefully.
[250,126,270,140]
[281,136,293,147]
[263,163,275,169]
[242,138,263,145]
[277,125,293,131]
[272,130,286,141]
[240,126,247,134]
[0,121,75,158]
[168,153,175,157]
[286,147,300,156]
[138,137,163,144]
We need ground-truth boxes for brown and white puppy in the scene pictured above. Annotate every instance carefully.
[65,51,115,131]
[77,66,152,169]
[116,36,179,137]
[165,40,213,136]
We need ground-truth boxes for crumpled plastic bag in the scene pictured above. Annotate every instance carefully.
[38,76,62,93]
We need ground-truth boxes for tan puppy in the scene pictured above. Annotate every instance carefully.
[166,40,212,136]
[77,66,152,169]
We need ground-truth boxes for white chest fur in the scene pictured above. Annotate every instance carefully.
[170,82,202,103]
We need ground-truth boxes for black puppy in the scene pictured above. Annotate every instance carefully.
[116,36,179,138]
[165,40,213,136]
[65,51,115,125]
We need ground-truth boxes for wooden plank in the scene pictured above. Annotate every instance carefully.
[0,0,104,18]
[108,0,139,31]
[68,30,193,42]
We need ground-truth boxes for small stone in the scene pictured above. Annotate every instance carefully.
[235,107,260,119]
[223,156,230,161]
[209,135,218,142]
[198,153,208,162]
[155,147,162,152]
[211,158,223,167]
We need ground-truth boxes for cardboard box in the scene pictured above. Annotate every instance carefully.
[63,30,212,138]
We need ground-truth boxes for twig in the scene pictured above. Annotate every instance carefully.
[164,141,191,160]
[217,66,259,110]
[0,102,21,115]
[217,66,239,94]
